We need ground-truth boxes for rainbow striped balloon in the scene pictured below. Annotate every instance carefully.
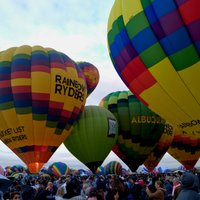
[107,0,200,169]
[0,45,87,173]
[48,162,70,177]
[96,166,105,176]
[104,161,122,175]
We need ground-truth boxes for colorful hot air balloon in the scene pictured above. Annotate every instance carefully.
[100,90,166,171]
[144,123,175,172]
[104,161,122,175]
[10,165,25,173]
[96,166,105,176]
[4,166,12,176]
[63,105,118,173]
[40,166,48,174]
[77,61,99,97]
[0,45,87,173]
[48,162,70,177]
[107,1,200,167]
[168,130,200,170]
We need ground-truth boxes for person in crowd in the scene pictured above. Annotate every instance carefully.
[125,175,143,200]
[87,187,98,200]
[138,179,147,200]
[105,176,126,200]
[176,172,200,200]
[163,178,173,200]
[146,180,166,200]
[95,176,106,200]
[10,191,21,200]
[171,177,181,200]
[63,177,86,200]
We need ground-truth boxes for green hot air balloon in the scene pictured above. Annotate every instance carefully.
[100,90,166,171]
[63,105,118,173]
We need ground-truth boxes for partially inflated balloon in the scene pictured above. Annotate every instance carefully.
[96,166,105,176]
[63,105,118,173]
[48,162,70,177]
[100,91,166,171]
[77,62,99,97]
[104,161,122,175]
[0,45,87,173]
[121,167,129,176]
[107,0,200,163]
[144,123,175,172]
[5,166,12,176]
[10,165,25,173]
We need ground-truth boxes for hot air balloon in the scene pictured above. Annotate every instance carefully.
[77,61,99,97]
[121,167,129,176]
[0,45,87,173]
[63,105,118,173]
[4,166,12,176]
[107,1,200,168]
[40,166,48,174]
[167,130,200,170]
[144,123,175,172]
[10,165,25,173]
[48,162,70,177]
[96,166,105,176]
[104,161,122,175]
[100,90,166,171]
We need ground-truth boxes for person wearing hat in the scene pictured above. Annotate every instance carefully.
[176,172,200,200]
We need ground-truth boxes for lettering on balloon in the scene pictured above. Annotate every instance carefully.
[107,118,117,138]
[0,126,27,145]
[0,126,25,138]
[131,116,165,124]
[2,134,28,145]
[178,120,200,129]
[54,75,85,102]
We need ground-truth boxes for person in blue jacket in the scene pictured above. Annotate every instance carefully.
[176,172,200,200]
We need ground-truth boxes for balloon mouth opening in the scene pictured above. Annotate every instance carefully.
[28,162,44,174]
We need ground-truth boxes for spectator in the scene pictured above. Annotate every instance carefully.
[176,172,200,200]
[10,191,21,200]
[146,180,166,200]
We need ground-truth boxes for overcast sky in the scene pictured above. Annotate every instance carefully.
[0,0,198,171]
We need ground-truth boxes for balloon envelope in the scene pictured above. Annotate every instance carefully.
[107,0,200,167]
[77,61,99,97]
[144,123,175,172]
[100,90,166,171]
[64,105,118,173]
[48,162,70,177]
[0,45,87,173]
[96,166,105,176]
[104,161,122,175]
[10,165,25,173]
[168,130,200,170]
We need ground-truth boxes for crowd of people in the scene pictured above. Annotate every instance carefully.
[1,170,200,200]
